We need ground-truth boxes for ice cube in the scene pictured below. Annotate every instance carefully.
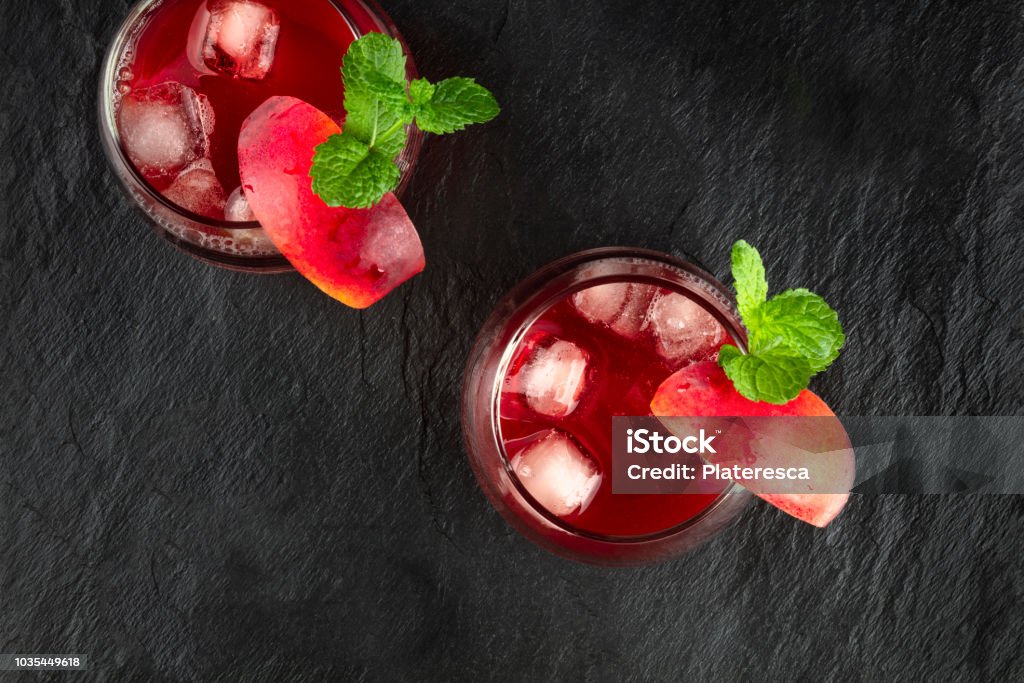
[225,186,256,222]
[571,283,657,338]
[192,0,281,80]
[516,339,589,418]
[510,430,602,517]
[117,82,215,180]
[646,292,726,366]
[164,160,227,219]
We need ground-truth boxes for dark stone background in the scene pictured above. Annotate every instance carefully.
[2,0,1023,680]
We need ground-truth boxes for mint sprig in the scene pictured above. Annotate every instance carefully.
[720,241,845,404]
[311,33,500,209]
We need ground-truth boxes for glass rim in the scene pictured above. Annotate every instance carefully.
[97,0,423,232]
[472,247,751,545]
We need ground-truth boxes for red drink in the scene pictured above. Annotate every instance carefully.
[499,291,727,537]
[99,0,420,270]
[462,250,752,565]
[122,0,352,214]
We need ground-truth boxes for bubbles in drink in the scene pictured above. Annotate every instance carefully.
[117,82,215,181]
[190,0,281,80]
[225,186,256,222]
[512,338,589,418]
[510,430,602,517]
[164,159,227,219]
[646,292,726,367]
[571,282,656,339]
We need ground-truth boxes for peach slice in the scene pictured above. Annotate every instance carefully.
[238,96,424,308]
[651,361,855,527]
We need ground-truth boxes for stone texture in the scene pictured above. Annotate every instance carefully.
[1,0,1022,680]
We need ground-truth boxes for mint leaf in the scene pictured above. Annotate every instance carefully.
[731,240,767,321]
[310,133,401,209]
[310,34,500,209]
[356,74,409,110]
[341,34,410,144]
[414,78,501,134]
[343,33,406,94]
[754,288,845,372]
[718,241,844,404]
[719,344,814,405]
[409,78,436,106]
[343,91,409,149]
[372,121,409,159]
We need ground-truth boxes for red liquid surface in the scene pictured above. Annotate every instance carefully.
[118,0,367,216]
[498,284,733,537]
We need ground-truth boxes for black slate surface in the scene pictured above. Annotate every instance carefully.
[2,0,1024,680]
